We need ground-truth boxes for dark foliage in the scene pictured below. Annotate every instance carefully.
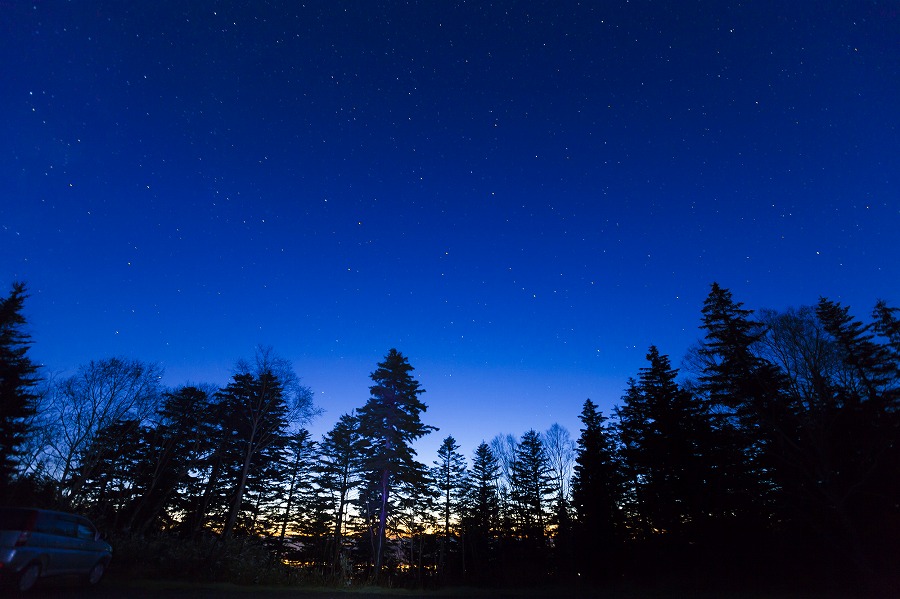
[0,282,40,497]
[4,281,899,594]
[356,348,436,581]
[571,399,622,582]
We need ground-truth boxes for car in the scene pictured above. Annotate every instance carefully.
[0,507,112,592]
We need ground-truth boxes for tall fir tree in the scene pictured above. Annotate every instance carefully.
[124,385,216,534]
[356,349,436,581]
[817,298,897,405]
[615,346,712,541]
[275,429,317,551]
[694,283,783,535]
[0,282,40,495]
[872,300,900,359]
[813,298,900,581]
[510,430,551,542]
[316,412,365,579]
[432,434,468,580]
[463,441,501,583]
[507,429,552,582]
[571,399,622,579]
[216,370,291,539]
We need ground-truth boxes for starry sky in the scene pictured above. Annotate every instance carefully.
[3,1,898,459]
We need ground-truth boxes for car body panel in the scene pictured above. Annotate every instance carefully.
[0,507,112,588]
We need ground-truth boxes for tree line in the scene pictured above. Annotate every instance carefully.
[1,281,898,592]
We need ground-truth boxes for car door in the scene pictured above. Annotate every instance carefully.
[30,512,74,576]
[49,514,82,574]
[72,518,103,571]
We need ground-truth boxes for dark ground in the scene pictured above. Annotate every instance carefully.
[18,577,872,599]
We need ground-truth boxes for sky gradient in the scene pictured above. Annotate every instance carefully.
[3,1,898,458]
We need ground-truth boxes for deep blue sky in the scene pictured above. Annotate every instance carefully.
[3,1,898,458]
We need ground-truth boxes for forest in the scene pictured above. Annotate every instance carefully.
[1,281,898,594]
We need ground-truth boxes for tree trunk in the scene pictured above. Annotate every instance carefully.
[373,468,390,581]
[223,438,254,539]
[331,484,347,579]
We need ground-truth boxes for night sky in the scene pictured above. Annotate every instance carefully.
[3,1,898,458]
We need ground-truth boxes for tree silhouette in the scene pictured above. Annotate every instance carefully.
[47,357,162,499]
[692,283,784,538]
[316,412,365,580]
[356,349,436,581]
[7,279,900,590]
[810,298,900,581]
[276,429,317,551]
[0,282,40,495]
[616,346,711,542]
[462,441,501,582]
[216,370,290,539]
[571,399,622,580]
[542,423,574,514]
[432,435,467,580]
[125,385,216,533]
[509,429,551,579]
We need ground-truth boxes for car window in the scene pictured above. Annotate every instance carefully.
[34,512,58,534]
[48,515,77,537]
[76,519,96,540]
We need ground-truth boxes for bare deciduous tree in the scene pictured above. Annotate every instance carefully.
[44,357,163,501]
[542,423,575,505]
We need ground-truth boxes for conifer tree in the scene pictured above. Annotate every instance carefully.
[812,298,900,580]
[125,385,216,533]
[872,300,900,359]
[0,282,40,493]
[275,429,317,551]
[616,346,711,540]
[356,349,435,581]
[817,298,897,404]
[571,399,622,578]
[510,429,551,542]
[217,370,290,538]
[507,429,552,581]
[463,441,501,582]
[316,412,365,578]
[432,435,467,579]
[694,283,783,533]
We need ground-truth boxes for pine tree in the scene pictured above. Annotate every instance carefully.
[0,282,40,493]
[125,385,216,533]
[694,283,783,534]
[394,460,437,585]
[217,370,291,539]
[75,418,147,526]
[507,429,552,582]
[316,412,365,579]
[872,300,900,359]
[463,441,501,582]
[276,429,317,552]
[813,298,900,581]
[432,435,467,580]
[571,399,622,579]
[510,430,552,543]
[817,298,897,404]
[356,349,436,581]
[616,346,711,541]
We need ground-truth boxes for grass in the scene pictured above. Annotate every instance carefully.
[102,577,872,599]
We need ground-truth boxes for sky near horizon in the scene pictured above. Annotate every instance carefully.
[2,1,898,460]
